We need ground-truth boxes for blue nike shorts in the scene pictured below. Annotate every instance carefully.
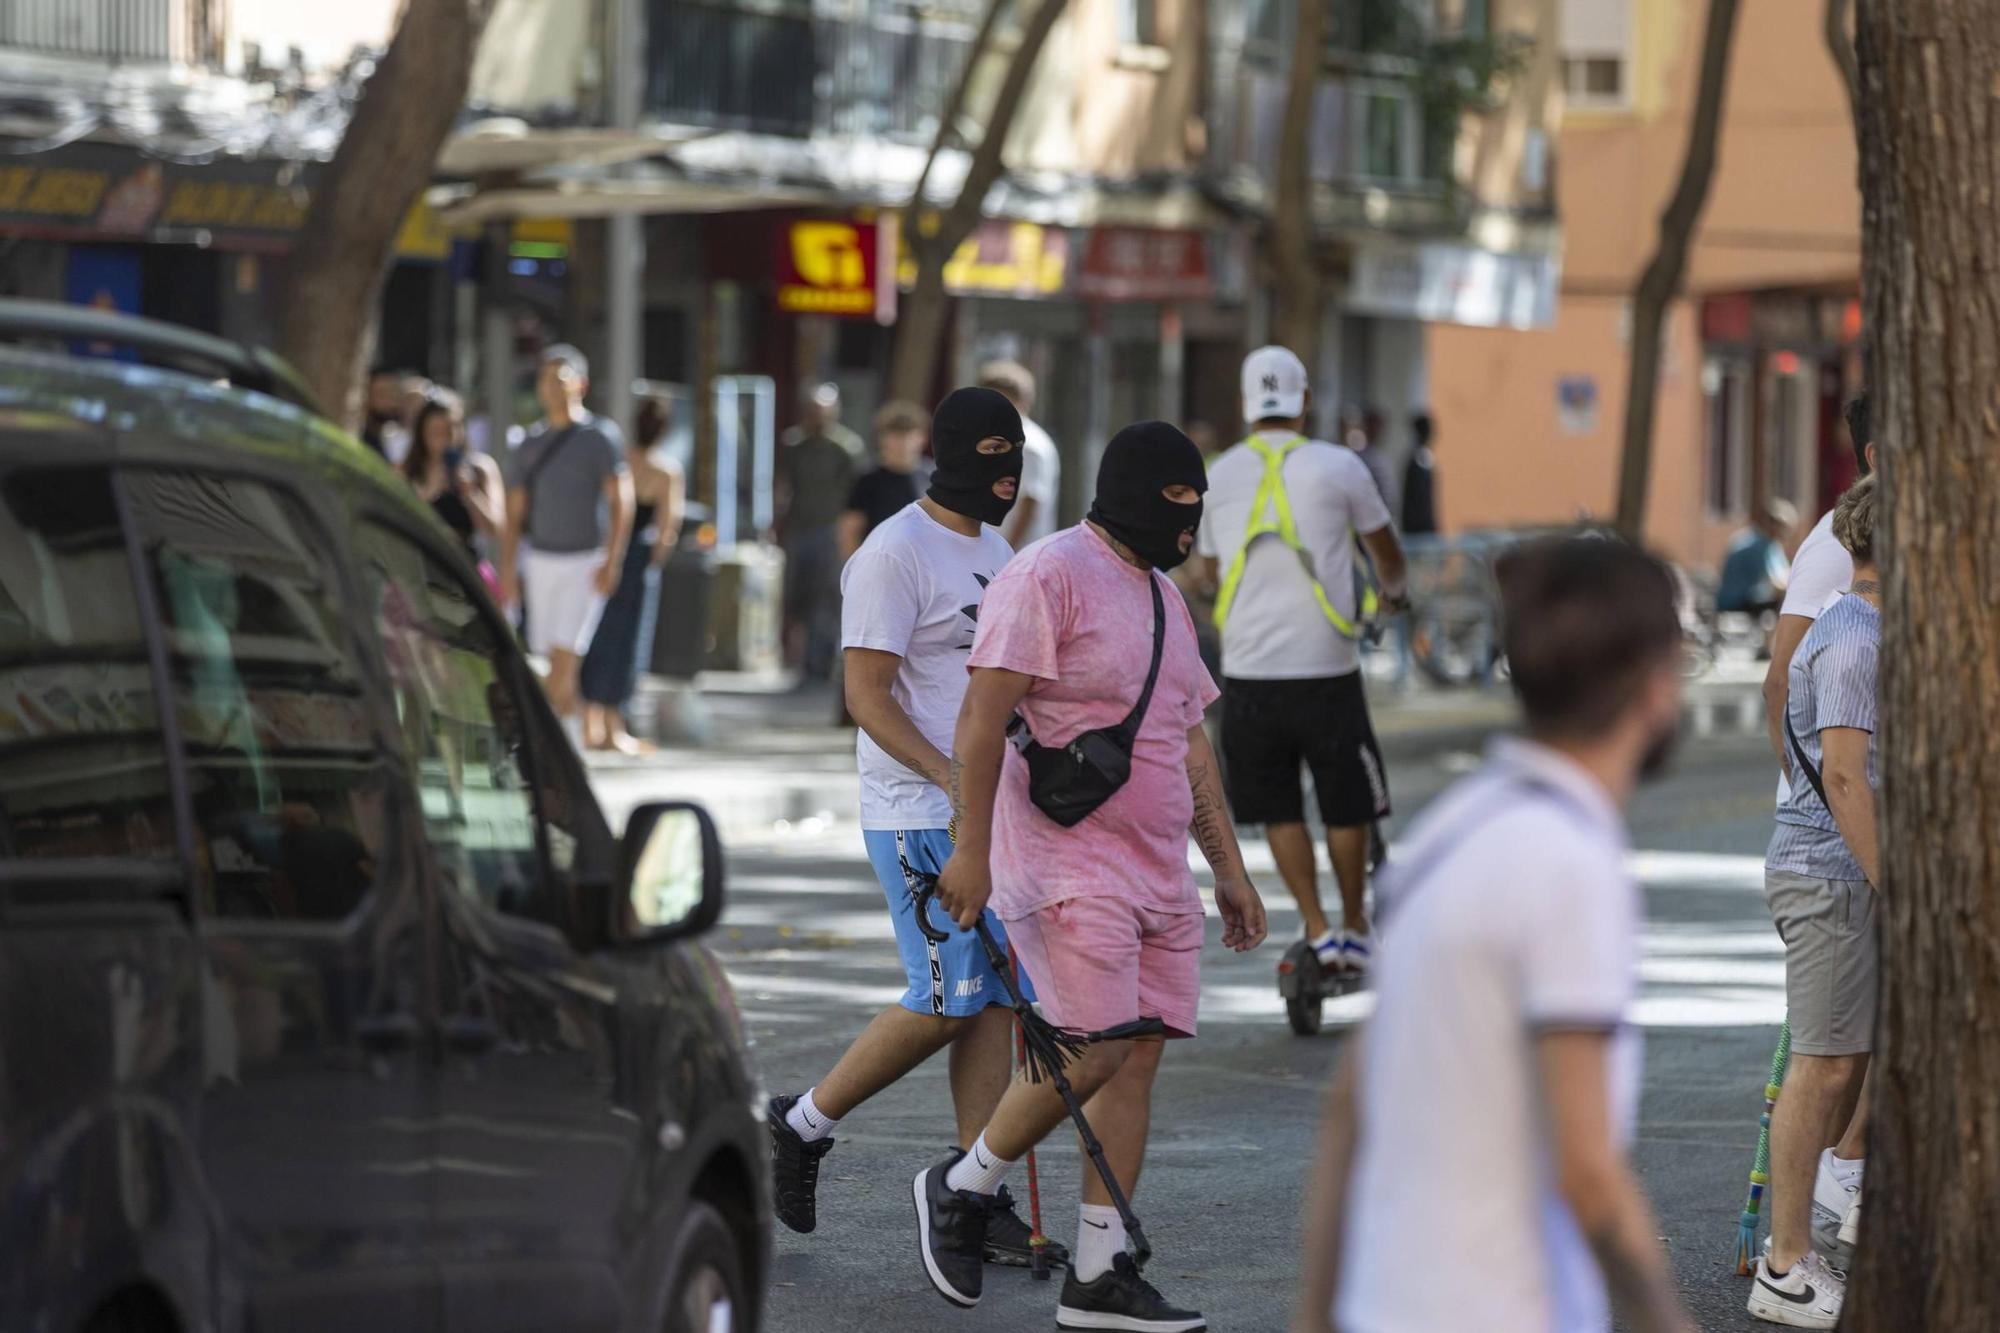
[863,827,1033,1018]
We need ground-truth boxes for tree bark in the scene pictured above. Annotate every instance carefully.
[886,0,1068,404]
[276,0,493,429]
[1612,0,1740,540]
[1843,1,2000,1325]
[1823,0,1860,131]
[1269,0,1326,365]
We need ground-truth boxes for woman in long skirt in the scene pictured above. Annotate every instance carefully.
[581,396,684,753]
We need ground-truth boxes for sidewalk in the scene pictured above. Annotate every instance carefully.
[586,660,1772,845]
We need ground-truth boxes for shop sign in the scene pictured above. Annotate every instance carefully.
[778,219,880,317]
[897,219,1069,299]
[1347,239,1559,330]
[1074,227,1212,302]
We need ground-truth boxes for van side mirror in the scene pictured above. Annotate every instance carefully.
[617,801,725,944]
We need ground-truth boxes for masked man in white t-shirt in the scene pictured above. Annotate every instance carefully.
[1295,537,1696,1333]
[1194,347,1408,973]
[765,387,1066,1271]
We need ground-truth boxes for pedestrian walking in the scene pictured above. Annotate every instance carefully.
[1195,346,1408,975]
[838,399,928,562]
[361,365,416,464]
[1718,498,1799,622]
[1748,475,1882,1329]
[581,394,684,754]
[982,360,1062,550]
[1294,536,1696,1333]
[764,388,1064,1267]
[777,383,866,680]
[496,344,635,749]
[402,389,506,585]
[1398,411,1438,537]
[927,420,1268,1332]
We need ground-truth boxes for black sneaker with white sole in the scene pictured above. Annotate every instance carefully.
[984,1185,1071,1268]
[766,1094,835,1234]
[1057,1254,1206,1332]
[913,1152,996,1307]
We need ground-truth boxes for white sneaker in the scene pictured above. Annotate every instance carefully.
[1838,1188,1862,1249]
[1339,929,1373,973]
[1811,1150,1862,1254]
[1308,929,1344,969]
[1747,1251,1844,1329]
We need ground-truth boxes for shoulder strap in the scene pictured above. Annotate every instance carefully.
[1213,433,1375,637]
[1107,575,1168,744]
[521,423,582,495]
[1784,711,1830,810]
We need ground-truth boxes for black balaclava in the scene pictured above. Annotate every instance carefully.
[927,386,1025,527]
[1088,421,1207,571]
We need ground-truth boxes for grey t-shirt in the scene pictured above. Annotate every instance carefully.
[510,413,627,554]
[1768,592,1879,882]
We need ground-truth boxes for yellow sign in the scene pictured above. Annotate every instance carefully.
[0,165,108,219]
[895,219,1067,298]
[395,199,455,261]
[778,220,878,317]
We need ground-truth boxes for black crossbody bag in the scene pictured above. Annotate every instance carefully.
[1784,711,1831,808]
[1006,575,1166,828]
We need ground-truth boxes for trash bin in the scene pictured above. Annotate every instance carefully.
[705,541,784,674]
[651,509,717,680]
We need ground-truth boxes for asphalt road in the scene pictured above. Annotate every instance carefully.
[703,725,1791,1333]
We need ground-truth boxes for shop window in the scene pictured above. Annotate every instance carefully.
[125,470,391,922]
[1703,358,1751,517]
[0,468,174,866]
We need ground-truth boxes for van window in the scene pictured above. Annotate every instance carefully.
[355,522,547,921]
[123,470,391,921]
[0,469,175,863]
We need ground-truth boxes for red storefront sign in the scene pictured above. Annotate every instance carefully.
[776,219,881,317]
[1074,227,1212,302]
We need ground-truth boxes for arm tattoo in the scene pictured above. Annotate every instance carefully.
[949,755,967,824]
[1187,757,1236,875]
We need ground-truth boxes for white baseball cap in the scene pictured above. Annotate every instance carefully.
[1242,345,1308,423]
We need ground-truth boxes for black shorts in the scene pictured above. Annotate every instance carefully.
[1221,673,1391,828]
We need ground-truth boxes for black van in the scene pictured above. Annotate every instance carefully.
[0,304,768,1333]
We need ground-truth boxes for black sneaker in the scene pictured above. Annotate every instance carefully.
[912,1152,995,1307]
[767,1094,835,1234]
[984,1185,1071,1268]
[1057,1254,1206,1332]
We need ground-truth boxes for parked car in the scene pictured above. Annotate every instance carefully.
[0,302,769,1333]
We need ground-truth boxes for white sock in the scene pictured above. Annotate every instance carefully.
[785,1088,838,1143]
[944,1131,1014,1195]
[1823,1148,1865,1188]
[1074,1203,1126,1282]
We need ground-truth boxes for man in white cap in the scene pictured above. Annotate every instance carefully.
[1193,346,1408,975]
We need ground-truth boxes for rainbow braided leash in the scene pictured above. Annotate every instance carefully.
[1733,1019,1792,1274]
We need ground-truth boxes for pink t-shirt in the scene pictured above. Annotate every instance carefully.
[968,524,1220,920]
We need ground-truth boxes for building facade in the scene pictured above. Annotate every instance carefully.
[1427,0,1860,567]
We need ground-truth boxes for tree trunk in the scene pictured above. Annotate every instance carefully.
[886,0,1068,404]
[1843,1,2000,1325]
[1269,0,1326,364]
[1612,0,1740,540]
[276,0,493,429]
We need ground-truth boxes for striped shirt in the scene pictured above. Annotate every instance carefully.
[1767,593,1879,882]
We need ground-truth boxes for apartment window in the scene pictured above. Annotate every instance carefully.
[1118,0,1162,50]
[1704,358,1752,516]
[1354,85,1419,183]
[1560,0,1631,108]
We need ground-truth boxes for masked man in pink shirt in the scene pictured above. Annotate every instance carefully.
[928,421,1269,1332]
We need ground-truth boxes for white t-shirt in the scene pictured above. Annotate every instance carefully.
[1016,417,1061,545]
[1781,510,1852,620]
[1337,738,1641,1333]
[1774,509,1853,803]
[840,504,1013,830]
[1194,435,1392,679]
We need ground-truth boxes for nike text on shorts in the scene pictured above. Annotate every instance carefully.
[864,828,1031,1017]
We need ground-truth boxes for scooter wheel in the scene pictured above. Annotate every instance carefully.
[1286,987,1324,1036]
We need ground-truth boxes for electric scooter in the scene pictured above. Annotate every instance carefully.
[1275,820,1387,1036]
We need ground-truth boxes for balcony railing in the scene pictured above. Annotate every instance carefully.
[648,0,978,142]
[0,0,228,65]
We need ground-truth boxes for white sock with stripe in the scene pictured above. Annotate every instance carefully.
[784,1087,839,1143]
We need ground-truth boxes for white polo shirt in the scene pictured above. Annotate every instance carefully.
[1195,435,1391,680]
[1336,738,1642,1333]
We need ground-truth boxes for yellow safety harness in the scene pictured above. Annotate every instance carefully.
[1212,432,1378,638]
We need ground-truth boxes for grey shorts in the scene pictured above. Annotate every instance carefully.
[1766,868,1879,1056]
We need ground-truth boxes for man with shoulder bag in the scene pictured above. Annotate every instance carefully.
[928,421,1268,1333]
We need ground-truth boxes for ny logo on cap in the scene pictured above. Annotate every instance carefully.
[1262,373,1279,392]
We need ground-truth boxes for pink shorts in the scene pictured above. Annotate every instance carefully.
[1006,896,1205,1039]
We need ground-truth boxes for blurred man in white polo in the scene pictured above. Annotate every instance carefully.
[1195,346,1407,974]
